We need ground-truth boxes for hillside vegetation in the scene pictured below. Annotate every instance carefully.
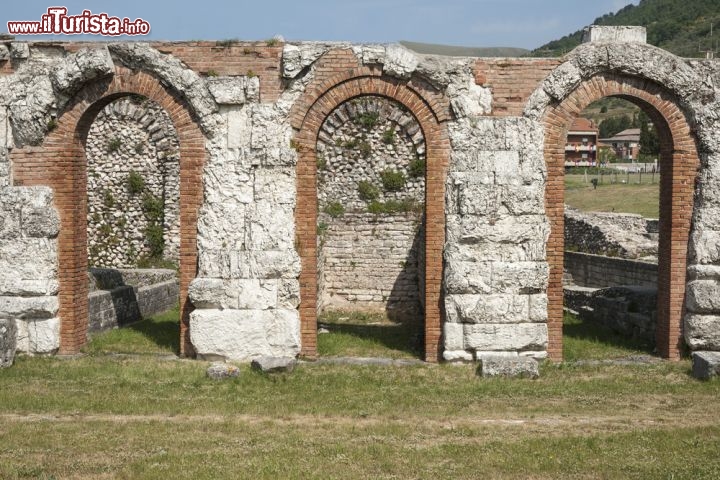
[533,0,720,57]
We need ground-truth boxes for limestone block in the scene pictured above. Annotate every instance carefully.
[582,26,647,44]
[463,323,548,351]
[685,314,720,351]
[207,77,246,105]
[51,47,114,94]
[447,77,491,118]
[383,44,418,80]
[203,162,254,204]
[529,294,549,322]
[278,279,300,309]
[198,249,301,280]
[245,200,294,250]
[0,45,9,61]
[691,351,720,380]
[251,356,297,373]
[689,230,720,264]
[16,317,60,354]
[491,262,549,293]
[9,76,55,147]
[458,184,544,216]
[226,106,252,149]
[282,43,327,78]
[9,43,29,59]
[446,294,545,324]
[189,308,300,361]
[250,104,290,151]
[196,202,247,252]
[542,61,582,101]
[188,278,227,309]
[206,362,240,380]
[443,350,474,362]
[686,280,720,314]
[477,356,539,379]
[444,260,492,295]
[443,322,464,350]
[253,167,295,205]
[245,77,260,103]
[190,278,278,310]
[0,318,16,368]
[0,296,58,319]
[687,264,720,281]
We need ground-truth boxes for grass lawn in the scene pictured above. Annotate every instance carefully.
[317,310,422,359]
[565,174,660,218]
[1,310,719,479]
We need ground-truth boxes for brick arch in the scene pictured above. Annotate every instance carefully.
[293,74,451,362]
[542,73,700,361]
[11,66,206,356]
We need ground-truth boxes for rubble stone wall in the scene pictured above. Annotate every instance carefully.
[565,251,658,288]
[86,97,180,268]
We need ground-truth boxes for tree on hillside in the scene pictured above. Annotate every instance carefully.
[639,111,660,156]
[599,115,632,139]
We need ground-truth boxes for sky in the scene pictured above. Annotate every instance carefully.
[3,0,639,50]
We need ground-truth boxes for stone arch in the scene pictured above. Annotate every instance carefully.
[10,65,206,356]
[535,71,701,361]
[292,71,451,362]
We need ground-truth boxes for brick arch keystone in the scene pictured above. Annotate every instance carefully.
[293,73,451,362]
[11,65,206,356]
[538,73,700,361]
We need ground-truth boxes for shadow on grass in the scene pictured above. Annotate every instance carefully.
[563,312,655,361]
[319,321,423,359]
[127,316,180,354]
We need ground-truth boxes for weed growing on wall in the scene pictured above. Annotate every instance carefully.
[324,201,345,218]
[380,169,406,192]
[127,170,145,195]
[358,181,379,201]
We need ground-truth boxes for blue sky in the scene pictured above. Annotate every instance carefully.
[3,0,639,50]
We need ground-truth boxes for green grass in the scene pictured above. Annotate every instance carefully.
[563,312,654,362]
[1,309,719,478]
[317,310,422,359]
[82,307,180,355]
[565,174,660,218]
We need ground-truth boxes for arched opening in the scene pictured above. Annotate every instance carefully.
[10,67,206,356]
[543,74,700,361]
[84,95,181,339]
[293,73,450,362]
[315,95,426,358]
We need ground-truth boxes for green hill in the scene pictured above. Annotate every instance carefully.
[532,0,720,58]
[400,41,529,57]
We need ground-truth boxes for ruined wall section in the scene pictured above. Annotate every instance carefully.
[444,115,550,361]
[86,97,180,268]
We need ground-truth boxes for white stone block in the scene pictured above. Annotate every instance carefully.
[463,323,548,351]
[190,308,300,361]
[685,314,720,351]
[443,322,464,350]
[208,77,246,105]
[226,106,252,149]
[583,26,647,44]
[686,280,720,314]
[0,296,58,319]
[446,294,531,324]
[443,350,474,362]
[383,44,418,79]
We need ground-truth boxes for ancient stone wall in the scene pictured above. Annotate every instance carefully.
[86,97,180,268]
[0,27,719,364]
[564,251,658,288]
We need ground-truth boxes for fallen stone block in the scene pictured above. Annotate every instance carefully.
[0,318,17,368]
[477,355,539,379]
[206,362,240,380]
[251,356,296,373]
[691,351,720,380]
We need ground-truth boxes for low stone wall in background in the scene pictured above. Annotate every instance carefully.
[87,268,179,333]
[564,285,657,346]
[564,251,657,288]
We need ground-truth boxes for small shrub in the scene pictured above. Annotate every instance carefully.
[142,193,164,223]
[47,118,58,131]
[144,224,165,258]
[127,170,145,195]
[266,38,279,47]
[216,38,237,48]
[246,69,256,78]
[382,129,396,144]
[91,212,101,223]
[357,181,379,201]
[367,199,421,215]
[343,139,358,149]
[317,155,327,171]
[324,201,345,218]
[356,111,379,129]
[380,169,406,192]
[116,217,127,228]
[134,142,144,155]
[358,141,371,158]
[289,139,300,151]
[107,137,122,153]
[317,222,329,236]
[409,158,425,178]
[99,222,113,236]
[129,94,146,104]
[206,69,218,77]
[103,190,116,209]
